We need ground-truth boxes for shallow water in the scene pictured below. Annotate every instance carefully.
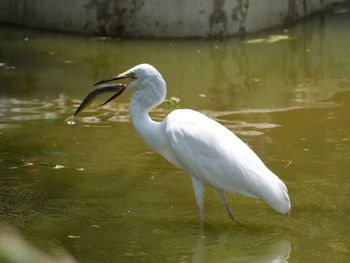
[0,7,350,263]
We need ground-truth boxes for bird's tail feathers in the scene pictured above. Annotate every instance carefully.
[260,174,291,214]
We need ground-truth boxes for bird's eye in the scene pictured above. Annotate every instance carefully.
[130,72,137,80]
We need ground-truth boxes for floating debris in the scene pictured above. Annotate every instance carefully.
[67,235,80,239]
[267,35,290,43]
[246,34,290,44]
[164,96,180,106]
[284,160,293,168]
[246,38,265,44]
[65,116,76,125]
[269,158,293,168]
[53,164,65,169]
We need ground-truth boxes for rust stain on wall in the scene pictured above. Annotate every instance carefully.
[285,0,298,24]
[302,0,308,15]
[0,0,332,38]
[210,0,228,37]
[84,0,144,36]
[232,0,249,37]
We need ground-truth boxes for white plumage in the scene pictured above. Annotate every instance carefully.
[92,63,291,222]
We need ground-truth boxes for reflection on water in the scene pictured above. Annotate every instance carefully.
[0,95,341,137]
[0,226,290,263]
[193,231,290,263]
[1,4,350,263]
[0,96,129,127]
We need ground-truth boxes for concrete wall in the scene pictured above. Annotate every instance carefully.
[0,0,342,38]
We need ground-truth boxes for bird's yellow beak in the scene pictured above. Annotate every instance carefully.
[116,71,133,79]
[93,71,134,86]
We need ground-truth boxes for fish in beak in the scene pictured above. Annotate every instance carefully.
[72,83,126,117]
[71,71,136,117]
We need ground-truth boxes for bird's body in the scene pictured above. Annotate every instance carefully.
[162,109,290,213]
[80,63,291,222]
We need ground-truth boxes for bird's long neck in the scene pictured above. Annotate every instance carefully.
[129,83,166,153]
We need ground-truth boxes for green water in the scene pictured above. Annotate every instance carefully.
[1,8,350,263]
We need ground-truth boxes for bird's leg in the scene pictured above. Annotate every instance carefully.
[215,189,237,223]
[191,176,205,223]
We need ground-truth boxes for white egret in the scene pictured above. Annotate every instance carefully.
[73,63,291,222]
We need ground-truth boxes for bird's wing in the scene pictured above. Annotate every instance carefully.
[163,109,278,199]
